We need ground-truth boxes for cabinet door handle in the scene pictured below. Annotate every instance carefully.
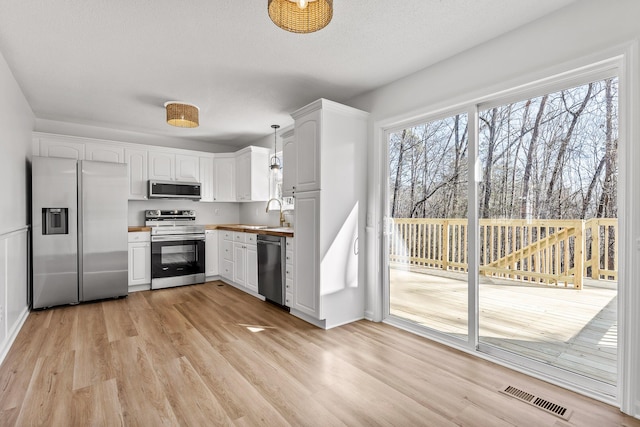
[353,237,359,256]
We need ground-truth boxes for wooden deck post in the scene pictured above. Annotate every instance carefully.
[592,219,601,280]
[442,220,449,271]
[574,221,584,290]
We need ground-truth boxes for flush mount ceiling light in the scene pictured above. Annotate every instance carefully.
[164,101,199,128]
[268,0,333,34]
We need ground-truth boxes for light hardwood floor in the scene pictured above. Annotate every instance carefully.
[0,281,637,426]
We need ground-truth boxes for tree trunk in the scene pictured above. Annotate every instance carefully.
[511,101,531,217]
[391,129,406,218]
[597,79,616,218]
[481,108,498,219]
[545,83,594,215]
[520,95,548,219]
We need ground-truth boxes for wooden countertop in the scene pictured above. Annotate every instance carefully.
[128,226,151,232]
[210,224,294,238]
[129,224,293,237]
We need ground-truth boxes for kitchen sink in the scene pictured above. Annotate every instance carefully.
[237,224,269,230]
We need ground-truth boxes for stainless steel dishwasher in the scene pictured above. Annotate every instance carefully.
[257,234,287,308]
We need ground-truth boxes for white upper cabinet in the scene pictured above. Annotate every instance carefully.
[32,132,276,204]
[148,151,199,182]
[282,128,296,197]
[235,146,270,202]
[36,137,85,160]
[85,143,124,163]
[199,156,214,202]
[148,151,174,181]
[175,154,199,182]
[293,108,321,192]
[213,155,236,202]
[235,152,251,201]
[125,148,148,200]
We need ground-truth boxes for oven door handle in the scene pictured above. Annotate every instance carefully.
[152,235,205,242]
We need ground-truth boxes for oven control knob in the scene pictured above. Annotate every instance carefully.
[188,210,195,216]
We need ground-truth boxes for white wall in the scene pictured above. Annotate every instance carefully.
[0,49,34,364]
[348,0,640,417]
[238,202,282,227]
[128,200,240,226]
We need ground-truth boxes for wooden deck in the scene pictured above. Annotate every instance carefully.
[390,266,617,384]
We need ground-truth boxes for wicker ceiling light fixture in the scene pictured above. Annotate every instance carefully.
[268,0,333,34]
[164,101,199,128]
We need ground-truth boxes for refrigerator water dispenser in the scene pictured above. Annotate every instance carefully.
[42,208,68,235]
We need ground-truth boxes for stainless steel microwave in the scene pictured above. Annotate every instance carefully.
[148,180,202,200]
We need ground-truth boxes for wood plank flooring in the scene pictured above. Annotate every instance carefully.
[390,267,618,384]
[0,281,638,426]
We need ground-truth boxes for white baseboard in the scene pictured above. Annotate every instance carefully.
[0,306,29,367]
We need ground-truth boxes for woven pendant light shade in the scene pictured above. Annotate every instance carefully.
[164,102,199,128]
[268,0,333,34]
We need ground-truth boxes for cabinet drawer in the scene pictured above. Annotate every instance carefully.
[285,290,293,307]
[233,232,246,243]
[128,231,150,243]
[286,238,294,251]
[285,264,293,280]
[285,278,293,294]
[221,259,233,280]
[221,230,234,241]
[285,250,293,265]
[246,233,257,244]
[221,240,233,261]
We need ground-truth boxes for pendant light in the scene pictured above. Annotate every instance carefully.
[268,0,333,34]
[270,124,281,171]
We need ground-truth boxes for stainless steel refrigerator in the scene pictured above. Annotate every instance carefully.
[32,156,128,309]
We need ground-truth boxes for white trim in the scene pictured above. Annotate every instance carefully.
[0,307,28,367]
[617,39,640,417]
[0,226,30,368]
[0,225,29,239]
[467,105,479,352]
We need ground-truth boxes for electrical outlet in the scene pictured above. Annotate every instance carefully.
[214,209,220,216]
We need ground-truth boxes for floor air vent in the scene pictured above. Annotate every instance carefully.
[499,385,572,421]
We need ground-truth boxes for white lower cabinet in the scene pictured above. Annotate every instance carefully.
[285,238,294,307]
[232,232,258,294]
[128,232,151,291]
[293,192,320,318]
[219,230,234,281]
[233,239,246,286]
[246,241,258,294]
[205,230,219,277]
[218,230,259,295]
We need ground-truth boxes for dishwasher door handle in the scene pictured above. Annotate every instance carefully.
[257,240,281,246]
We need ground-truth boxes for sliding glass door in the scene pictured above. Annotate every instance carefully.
[384,73,619,394]
[477,78,618,387]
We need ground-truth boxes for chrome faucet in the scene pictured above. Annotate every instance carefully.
[266,198,285,226]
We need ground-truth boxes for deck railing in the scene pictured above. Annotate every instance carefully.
[389,218,618,289]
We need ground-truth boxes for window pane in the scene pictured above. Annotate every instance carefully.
[388,113,469,340]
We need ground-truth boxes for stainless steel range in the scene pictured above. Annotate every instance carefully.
[146,210,205,289]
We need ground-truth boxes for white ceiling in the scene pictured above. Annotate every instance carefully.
[0,0,575,147]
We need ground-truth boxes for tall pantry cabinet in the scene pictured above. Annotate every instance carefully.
[290,99,368,329]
